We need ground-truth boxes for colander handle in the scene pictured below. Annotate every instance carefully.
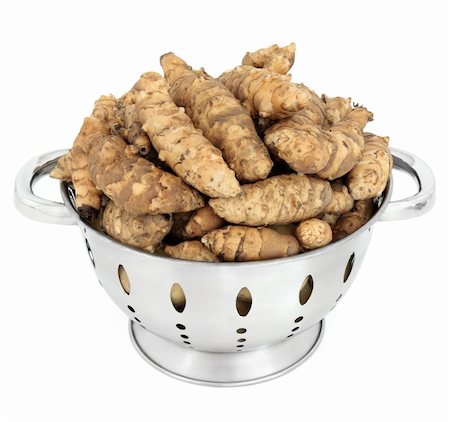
[380,148,436,221]
[14,150,76,225]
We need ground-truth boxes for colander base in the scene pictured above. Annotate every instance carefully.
[129,320,324,387]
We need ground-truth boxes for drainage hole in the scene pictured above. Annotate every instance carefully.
[236,345,244,348]
[134,317,141,323]
[176,323,186,330]
[180,334,189,339]
[294,316,303,323]
[127,305,135,313]
[287,334,294,338]
[183,341,191,345]
[237,338,246,343]
[291,327,299,332]
[236,328,247,334]
[336,293,343,302]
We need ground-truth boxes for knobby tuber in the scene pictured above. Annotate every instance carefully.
[218,66,311,119]
[348,133,392,200]
[89,135,204,215]
[332,199,375,241]
[160,53,273,182]
[102,200,173,252]
[209,174,332,226]
[165,240,219,262]
[50,151,72,182]
[295,218,332,250]
[134,72,241,198]
[242,43,296,74]
[202,226,301,262]
[184,205,225,238]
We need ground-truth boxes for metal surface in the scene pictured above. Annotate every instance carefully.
[14,148,436,386]
[129,319,324,387]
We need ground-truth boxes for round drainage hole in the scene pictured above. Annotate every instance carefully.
[176,323,186,330]
[294,316,303,323]
[127,305,135,313]
[236,328,247,334]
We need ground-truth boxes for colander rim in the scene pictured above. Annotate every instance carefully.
[61,176,392,268]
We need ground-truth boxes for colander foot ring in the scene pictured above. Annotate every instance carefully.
[129,320,324,387]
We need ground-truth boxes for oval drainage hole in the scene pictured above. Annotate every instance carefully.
[118,265,131,295]
[343,253,355,283]
[236,287,252,316]
[85,239,95,268]
[176,323,186,330]
[287,334,294,338]
[294,316,303,323]
[336,293,343,302]
[236,345,244,348]
[134,317,141,323]
[291,327,299,332]
[180,334,189,339]
[237,338,246,343]
[236,328,247,334]
[183,341,191,345]
[300,275,313,305]
[170,283,186,313]
[127,305,135,313]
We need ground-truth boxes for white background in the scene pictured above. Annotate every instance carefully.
[1,1,449,421]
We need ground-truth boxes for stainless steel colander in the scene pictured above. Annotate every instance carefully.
[14,148,435,386]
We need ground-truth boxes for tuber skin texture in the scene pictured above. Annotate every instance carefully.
[321,95,352,129]
[265,104,372,178]
[111,90,151,155]
[165,240,219,262]
[50,151,72,182]
[323,181,354,214]
[160,53,273,182]
[242,43,296,74]
[70,95,116,221]
[319,213,340,227]
[347,132,392,200]
[133,72,241,198]
[295,218,332,250]
[209,174,332,226]
[332,199,375,241]
[102,200,173,252]
[88,135,204,215]
[202,225,301,262]
[184,205,225,238]
[218,65,312,119]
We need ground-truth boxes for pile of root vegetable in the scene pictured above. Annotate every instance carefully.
[51,42,393,262]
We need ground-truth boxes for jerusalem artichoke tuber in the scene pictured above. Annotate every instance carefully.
[70,95,116,220]
[295,218,332,250]
[50,151,72,182]
[332,199,375,241]
[88,135,204,215]
[202,225,301,262]
[165,240,219,262]
[218,65,312,119]
[323,181,354,214]
[111,90,151,155]
[160,53,273,182]
[133,72,241,198]
[184,205,225,238]
[347,133,392,200]
[102,200,172,252]
[209,174,332,226]
[241,43,296,74]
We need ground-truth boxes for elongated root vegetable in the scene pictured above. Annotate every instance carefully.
[133,72,240,198]
[165,240,219,262]
[112,90,151,155]
[295,218,332,250]
[102,200,173,252]
[202,226,300,262]
[348,133,392,199]
[69,95,116,220]
[218,66,311,119]
[323,181,354,214]
[209,174,332,226]
[242,43,296,74]
[50,151,72,182]
[332,199,375,241]
[265,105,372,178]
[184,206,225,238]
[89,135,204,215]
[160,53,273,182]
